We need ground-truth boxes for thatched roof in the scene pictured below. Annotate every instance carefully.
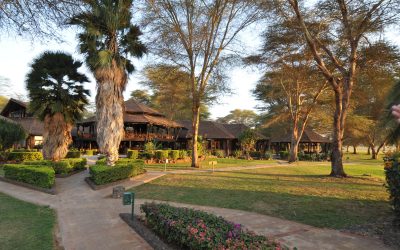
[125,99,163,116]
[79,99,184,128]
[0,98,29,117]
[178,121,268,140]
[271,129,331,143]
[8,117,44,136]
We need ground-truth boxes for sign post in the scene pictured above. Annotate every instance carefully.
[164,158,169,172]
[122,192,135,221]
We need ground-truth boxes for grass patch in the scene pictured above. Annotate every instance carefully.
[131,163,390,229]
[145,158,274,171]
[0,166,4,177]
[0,192,55,250]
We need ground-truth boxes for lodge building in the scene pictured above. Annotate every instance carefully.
[1,98,331,156]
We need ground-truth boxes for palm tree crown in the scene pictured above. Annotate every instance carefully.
[69,0,147,85]
[26,51,90,123]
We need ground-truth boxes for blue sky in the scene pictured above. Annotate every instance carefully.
[0,26,399,119]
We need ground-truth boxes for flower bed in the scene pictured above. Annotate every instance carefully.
[3,164,55,189]
[141,202,284,250]
[89,163,146,185]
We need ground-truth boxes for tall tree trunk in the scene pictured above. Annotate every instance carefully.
[289,127,299,163]
[191,104,201,168]
[367,146,371,155]
[353,145,357,154]
[95,75,125,166]
[42,113,72,161]
[371,145,377,160]
[346,145,349,152]
[330,89,347,177]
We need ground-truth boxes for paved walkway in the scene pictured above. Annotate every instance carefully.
[0,158,392,250]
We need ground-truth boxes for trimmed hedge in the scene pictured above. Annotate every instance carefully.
[279,151,289,160]
[169,150,179,161]
[179,150,188,159]
[8,152,43,162]
[3,164,55,189]
[66,151,81,158]
[89,163,146,185]
[85,150,94,156]
[127,150,139,159]
[384,154,400,220]
[141,203,282,250]
[155,150,169,160]
[23,158,86,174]
[96,158,144,166]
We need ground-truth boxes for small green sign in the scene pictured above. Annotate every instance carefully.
[123,192,133,205]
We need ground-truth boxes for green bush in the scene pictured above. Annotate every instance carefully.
[179,150,188,159]
[155,150,169,160]
[24,158,86,174]
[8,152,43,162]
[141,203,282,250]
[96,158,144,166]
[249,151,262,159]
[127,150,139,159]
[384,155,400,220]
[89,163,146,185]
[279,151,289,160]
[264,151,272,160]
[233,150,242,158]
[66,151,81,158]
[3,164,55,189]
[169,150,179,161]
[215,150,225,158]
[85,150,94,156]
[64,158,87,171]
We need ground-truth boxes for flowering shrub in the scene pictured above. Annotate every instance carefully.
[384,152,400,219]
[141,202,286,250]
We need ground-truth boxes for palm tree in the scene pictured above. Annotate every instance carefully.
[69,0,146,165]
[26,51,90,161]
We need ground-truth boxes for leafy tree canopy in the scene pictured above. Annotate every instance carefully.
[0,117,26,150]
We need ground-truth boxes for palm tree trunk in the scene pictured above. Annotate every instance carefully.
[42,113,72,161]
[96,78,125,166]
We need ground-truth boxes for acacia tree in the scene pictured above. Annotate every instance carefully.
[26,51,89,161]
[216,109,258,128]
[139,65,211,120]
[142,0,261,167]
[252,18,328,162]
[0,1,81,38]
[70,0,147,165]
[350,42,400,159]
[285,0,400,176]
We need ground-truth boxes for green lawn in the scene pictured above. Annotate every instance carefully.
[131,163,390,229]
[145,158,275,171]
[0,166,4,177]
[0,192,55,250]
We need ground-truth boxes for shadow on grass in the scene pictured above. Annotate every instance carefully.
[132,183,390,229]
[182,172,385,188]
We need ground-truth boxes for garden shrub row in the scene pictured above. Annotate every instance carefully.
[96,158,145,166]
[141,202,282,250]
[127,150,139,159]
[66,151,81,158]
[384,153,400,220]
[3,164,55,189]
[8,151,43,162]
[89,162,146,185]
[24,158,87,174]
